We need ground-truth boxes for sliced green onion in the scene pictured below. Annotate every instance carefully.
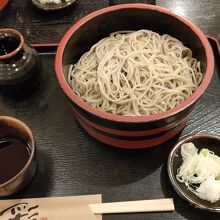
[200,148,209,157]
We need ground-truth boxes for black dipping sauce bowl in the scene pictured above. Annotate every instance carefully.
[168,134,220,212]
[0,116,36,196]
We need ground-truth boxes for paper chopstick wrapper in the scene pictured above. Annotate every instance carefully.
[0,194,102,220]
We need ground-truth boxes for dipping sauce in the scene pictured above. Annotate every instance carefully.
[0,35,20,56]
[0,137,31,184]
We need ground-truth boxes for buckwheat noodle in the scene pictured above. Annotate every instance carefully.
[68,30,203,116]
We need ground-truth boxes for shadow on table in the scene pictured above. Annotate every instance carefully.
[160,164,220,220]
[65,129,181,187]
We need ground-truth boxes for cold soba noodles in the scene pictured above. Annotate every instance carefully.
[68,30,203,116]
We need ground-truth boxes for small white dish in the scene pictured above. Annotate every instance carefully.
[32,0,76,11]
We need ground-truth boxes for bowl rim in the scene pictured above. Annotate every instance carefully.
[0,0,9,11]
[55,3,214,123]
[167,133,220,212]
[0,28,24,61]
[0,116,36,188]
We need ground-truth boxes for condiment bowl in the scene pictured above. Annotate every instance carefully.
[0,116,36,196]
[167,134,220,212]
[55,4,214,149]
[32,0,76,11]
[0,28,41,95]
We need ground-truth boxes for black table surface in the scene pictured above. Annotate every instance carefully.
[0,1,220,220]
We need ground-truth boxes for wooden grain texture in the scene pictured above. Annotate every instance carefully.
[0,0,219,43]
[0,1,220,220]
[157,0,220,41]
[0,0,109,44]
[0,52,219,220]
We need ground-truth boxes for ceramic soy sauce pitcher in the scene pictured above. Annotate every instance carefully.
[0,28,41,95]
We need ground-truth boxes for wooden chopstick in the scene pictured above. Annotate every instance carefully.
[89,198,174,214]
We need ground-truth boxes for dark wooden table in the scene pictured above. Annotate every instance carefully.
[0,1,220,220]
